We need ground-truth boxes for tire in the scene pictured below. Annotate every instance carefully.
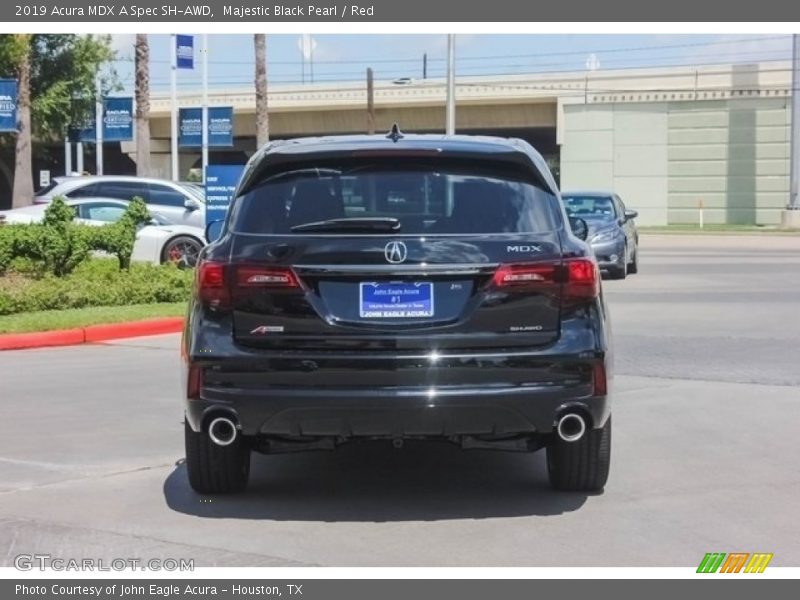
[547,416,611,492]
[627,245,639,274]
[184,419,251,494]
[162,236,203,268]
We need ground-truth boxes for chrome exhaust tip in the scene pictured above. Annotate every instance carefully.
[208,416,238,447]
[556,413,586,443]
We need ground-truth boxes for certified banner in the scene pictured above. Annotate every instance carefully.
[208,106,234,147]
[102,97,133,142]
[178,107,202,147]
[179,107,234,147]
[0,79,18,132]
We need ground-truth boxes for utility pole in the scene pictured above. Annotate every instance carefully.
[784,34,800,228]
[423,53,427,80]
[446,34,455,135]
[366,68,375,134]
[95,75,103,175]
[170,33,179,181]
[64,140,72,176]
[201,34,209,185]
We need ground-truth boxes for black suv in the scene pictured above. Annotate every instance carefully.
[182,132,612,494]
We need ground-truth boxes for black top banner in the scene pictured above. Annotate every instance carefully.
[3,0,799,22]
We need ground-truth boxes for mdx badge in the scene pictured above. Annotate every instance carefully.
[385,241,408,264]
[507,244,543,253]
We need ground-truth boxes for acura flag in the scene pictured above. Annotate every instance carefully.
[176,34,194,69]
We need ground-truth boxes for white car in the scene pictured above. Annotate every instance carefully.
[0,198,206,267]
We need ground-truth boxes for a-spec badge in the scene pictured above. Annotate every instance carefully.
[250,325,285,335]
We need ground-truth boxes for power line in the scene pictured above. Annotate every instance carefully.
[115,34,791,69]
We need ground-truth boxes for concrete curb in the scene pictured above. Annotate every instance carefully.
[0,317,184,351]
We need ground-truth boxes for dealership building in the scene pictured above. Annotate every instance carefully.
[3,61,794,225]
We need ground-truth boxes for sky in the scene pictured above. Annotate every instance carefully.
[108,34,794,93]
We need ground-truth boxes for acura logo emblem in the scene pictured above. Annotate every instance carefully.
[384,241,408,264]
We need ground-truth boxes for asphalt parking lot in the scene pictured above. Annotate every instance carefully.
[1,234,799,567]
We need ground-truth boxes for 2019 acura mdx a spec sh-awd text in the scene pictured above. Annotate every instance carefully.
[182,131,612,494]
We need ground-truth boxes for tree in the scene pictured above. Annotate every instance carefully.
[0,34,116,207]
[134,34,151,177]
[10,35,32,208]
[0,35,33,207]
[254,34,269,148]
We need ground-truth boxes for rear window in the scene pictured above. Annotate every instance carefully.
[231,165,559,235]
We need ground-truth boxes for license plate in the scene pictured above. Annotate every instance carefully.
[359,282,434,318]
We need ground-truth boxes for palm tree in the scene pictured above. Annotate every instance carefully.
[134,34,151,176]
[254,34,269,149]
[11,34,32,208]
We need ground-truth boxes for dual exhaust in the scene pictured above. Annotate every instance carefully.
[208,413,587,446]
[208,416,238,446]
[556,412,587,443]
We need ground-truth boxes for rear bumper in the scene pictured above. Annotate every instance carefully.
[182,301,612,440]
[185,382,609,438]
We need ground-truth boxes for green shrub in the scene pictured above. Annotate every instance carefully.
[0,196,150,276]
[0,258,193,316]
[83,196,150,270]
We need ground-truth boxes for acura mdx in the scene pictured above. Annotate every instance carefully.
[182,132,612,494]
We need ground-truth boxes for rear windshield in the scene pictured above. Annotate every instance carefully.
[230,165,559,235]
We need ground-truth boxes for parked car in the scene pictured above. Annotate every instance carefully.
[34,175,206,228]
[561,190,639,279]
[182,132,612,494]
[0,198,205,267]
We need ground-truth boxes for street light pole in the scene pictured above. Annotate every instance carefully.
[201,34,209,185]
[95,74,103,175]
[784,34,800,228]
[446,34,455,135]
[170,34,179,181]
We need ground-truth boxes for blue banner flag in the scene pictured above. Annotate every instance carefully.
[102,97,133,142]
[208,107,234,147]
[176,35,194,69]
[179,107,234,147]
[178,108,202,147]
[0,79,18,132]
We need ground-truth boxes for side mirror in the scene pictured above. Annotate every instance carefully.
[568,217,589,241]
[205,219,224,243]
[184,198,201,211]
[624,209,638,221]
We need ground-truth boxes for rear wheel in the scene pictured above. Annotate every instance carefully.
[184,419,251,494]
[547,416,611,492]
[163,236,203,268]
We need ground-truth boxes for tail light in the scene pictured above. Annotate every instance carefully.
[491,263,557,288]
[235,266,299,289]
[563,258,600,304]
[491,258,599,306]
[195,261,301,310]
[592,362,608,396]
[186,365,203,400]
[196,261,229,308]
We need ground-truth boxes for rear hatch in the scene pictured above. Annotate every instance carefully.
[214,158,568,351]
